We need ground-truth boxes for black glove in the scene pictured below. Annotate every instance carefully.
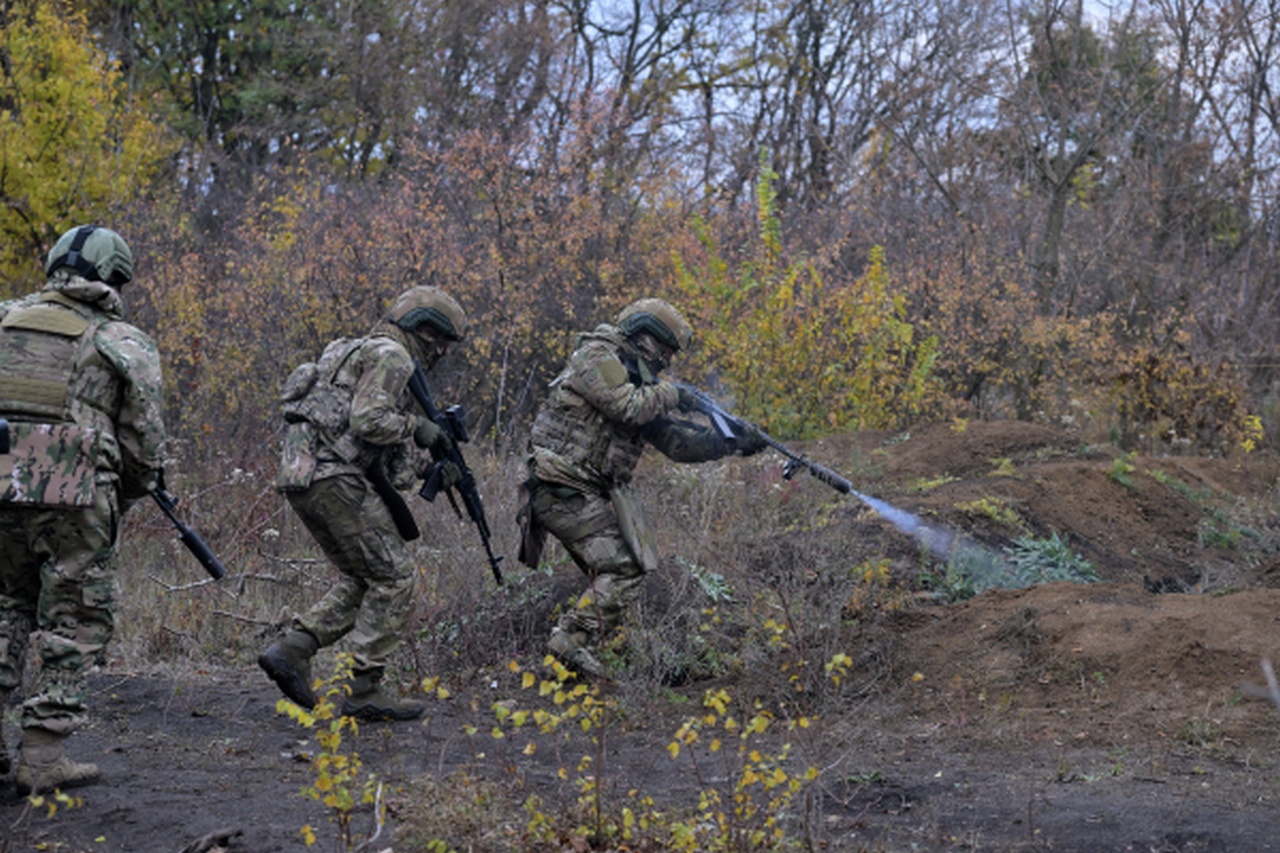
[435,459,462,492]
[413,416,443,449]
[676,385,699,414]
[734,424,769,457]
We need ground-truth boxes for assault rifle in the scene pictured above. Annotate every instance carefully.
[152,475,227,580]
[407,362,504,586]
[674,383,855,496]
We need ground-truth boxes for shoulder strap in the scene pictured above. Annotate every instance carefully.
[45,226,102,281]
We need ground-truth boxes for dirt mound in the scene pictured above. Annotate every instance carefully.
[896,583,1280,749]
[846,420,1277,588]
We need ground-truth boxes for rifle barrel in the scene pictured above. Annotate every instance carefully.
[679,383,856,496]
[152,490,227,580]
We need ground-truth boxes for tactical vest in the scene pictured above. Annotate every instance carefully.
[0,292,117,506]
[529,338,650,490]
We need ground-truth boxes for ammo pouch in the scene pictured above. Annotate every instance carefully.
[275,420,318,492]
[0,421,101,507]
[610,482,658,573]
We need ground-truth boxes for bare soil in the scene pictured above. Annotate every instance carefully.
[5,420,1280,852]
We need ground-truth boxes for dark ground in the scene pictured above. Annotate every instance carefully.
[4,419,1280,852]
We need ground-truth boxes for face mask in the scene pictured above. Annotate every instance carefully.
[414,331,450,367]
[633,333,675,373]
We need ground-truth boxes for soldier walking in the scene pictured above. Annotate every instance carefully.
[0,225,166,794]
[259,286,465,721]
[519,298,766,677]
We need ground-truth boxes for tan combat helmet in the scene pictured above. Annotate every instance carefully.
[45,225,134,287]
[616,298,693,352]
[389,285,468,341]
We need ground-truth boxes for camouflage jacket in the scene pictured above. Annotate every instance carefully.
[279,325,424,486]
[527,324,732,493]
[0,274,166,504]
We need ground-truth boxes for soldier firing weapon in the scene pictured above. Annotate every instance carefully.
[674,383,855,495]
[673,383,976,562]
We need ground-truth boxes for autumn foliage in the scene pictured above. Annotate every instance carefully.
[3,0,1273,473]
[0,0,176,290]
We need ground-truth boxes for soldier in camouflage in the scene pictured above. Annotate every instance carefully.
[520,298,767,677]
[0,225,166,794]
[258,286,466,721]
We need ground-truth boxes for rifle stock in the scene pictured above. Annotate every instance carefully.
[152,485,227,580]
[408,363,504,585]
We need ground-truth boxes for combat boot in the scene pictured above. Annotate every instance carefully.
[340,672,424,722]
[14,728,99,795]
[546,628,605,679]
[258,628,319,709]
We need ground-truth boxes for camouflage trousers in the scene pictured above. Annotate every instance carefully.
[286,473,416,675]
[0,484,118,735]
[529,482,647,642]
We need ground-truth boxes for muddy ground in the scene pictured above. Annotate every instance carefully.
[4,419,1280,852]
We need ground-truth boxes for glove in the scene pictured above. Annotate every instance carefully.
[435,459,462,492]
[734,424,769,457]
[676,384,699,414]
[413,416,443,449]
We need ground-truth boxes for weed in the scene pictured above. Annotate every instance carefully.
[2,787,86,853]
[666,685,822,851]
[1177,718,1223,753]
[922,556,980,602]
[1240,414,1264,453]
[683,558,735,603]
[921,558,977,604]
[909,473,958,492]
[955,496,1024,529]
[391,773,511,851]
[1108,452,1138,487]
[1149,469,1215,503]
[276,653,385,850]
[1005,532,1099,586]
[925,532,1097,600]
[988,457,1018,477]
[842,558,912,619]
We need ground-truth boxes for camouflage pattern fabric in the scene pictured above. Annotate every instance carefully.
[525,322,733,647]
[0,274,164,736]
[529,483,645,640]
[0,422,101,506]
[279,326,425,488]
[274,322,440,675]
[284,474,415,674]
[0,276,166,501]
[0,486,118,735]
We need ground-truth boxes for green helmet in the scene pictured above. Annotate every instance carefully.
[389,285,467,341]
[616,298,693,352]
[45,225,134,286]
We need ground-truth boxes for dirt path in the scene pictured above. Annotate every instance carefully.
[4,589,1280,853]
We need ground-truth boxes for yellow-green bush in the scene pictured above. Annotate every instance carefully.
[673,152,944,439]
